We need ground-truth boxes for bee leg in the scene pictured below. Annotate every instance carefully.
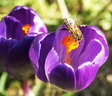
[67,34,72,44]
[61,28,68,30]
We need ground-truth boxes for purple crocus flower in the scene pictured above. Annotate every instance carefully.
[30,24,109,92]
[0,6,47,80]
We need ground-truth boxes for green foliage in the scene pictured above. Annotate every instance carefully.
[0,0,111,32]
[61,92,75,96]
[0,72,8,96]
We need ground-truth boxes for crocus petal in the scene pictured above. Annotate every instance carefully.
[75,62,99,90]
[53,28,69,63]
[0,49,5,70]
[8,6,47,34]
[70,39,102,69]
[7,36,34,80]
[0,37,17,56]
[29,33,55,82]
[79,25,109,66]
[0,19,6,38]
[0,37,17,70]
[49,64,75,92]
[29,34,48,72]
[8,6,39,25]
[0,45,5,70]
[0,16,23,40]
[45,48,60,80]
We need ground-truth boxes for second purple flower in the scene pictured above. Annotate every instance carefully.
[0,6,47,80]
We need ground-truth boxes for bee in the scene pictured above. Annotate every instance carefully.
[63,18,83,42]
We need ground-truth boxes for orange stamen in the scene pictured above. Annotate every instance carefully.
[22,24,31,36]
[61,35,79,53]
[61,35,79,64]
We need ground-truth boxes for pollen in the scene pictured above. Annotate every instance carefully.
[61,35,79,64]
[22,24,31,35]
[61,35,79,53]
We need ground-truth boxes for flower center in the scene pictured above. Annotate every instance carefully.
[61,35,79,64]
[22,24,31,35]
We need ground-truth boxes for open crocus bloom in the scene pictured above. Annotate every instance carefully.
[30,24,109,91]
[0,6,47,80]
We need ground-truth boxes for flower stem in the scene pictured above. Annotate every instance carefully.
[57,0,69,18]
[21,80,34,96]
